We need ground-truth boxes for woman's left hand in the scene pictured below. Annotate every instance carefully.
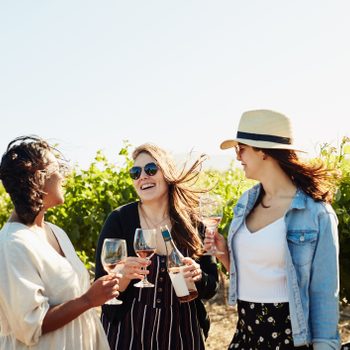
[181,257,202,282]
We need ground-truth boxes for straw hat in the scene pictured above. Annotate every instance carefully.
[220,109,303,151]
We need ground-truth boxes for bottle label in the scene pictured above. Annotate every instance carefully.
[168,267,189,297]
[161,229,171,241]
[180,265,197,291]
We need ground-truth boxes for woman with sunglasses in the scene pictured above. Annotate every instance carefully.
[0,136,120,350]
[205,110,340,349]
[95,143,219,350]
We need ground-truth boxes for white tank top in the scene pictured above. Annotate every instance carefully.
[232,217,289,303]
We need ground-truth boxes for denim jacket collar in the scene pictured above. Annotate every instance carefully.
[245,183,308,213]
[228,183,340,348]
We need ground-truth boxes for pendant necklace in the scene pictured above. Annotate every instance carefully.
[260,199,271,209]
[140,203,170,229]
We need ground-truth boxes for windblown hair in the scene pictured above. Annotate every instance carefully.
[260,148,339,203]
[0,136,57,224]
[132,143,208,257]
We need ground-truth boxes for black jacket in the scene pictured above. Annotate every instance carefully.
[95,201,219,339]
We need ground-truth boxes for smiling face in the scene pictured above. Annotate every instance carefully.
[235,144,266,181]
[132,152,169,204]
[42,151,65,209]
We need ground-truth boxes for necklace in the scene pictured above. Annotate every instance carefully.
[260,192,295,209]
[139,203,170,229]
[260,199,271,209]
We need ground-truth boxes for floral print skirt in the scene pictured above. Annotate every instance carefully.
[228,300,313,350]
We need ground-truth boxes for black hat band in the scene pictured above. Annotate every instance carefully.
[236,131,292,145]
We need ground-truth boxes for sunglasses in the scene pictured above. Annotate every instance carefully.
[129,162,159,180]
[234,144,245,156]
[41,161,71,178]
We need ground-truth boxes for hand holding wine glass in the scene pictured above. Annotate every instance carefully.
[84,274,120,307]
[133,228,157,288]
[200,193,224,255]
[101,238,127,304]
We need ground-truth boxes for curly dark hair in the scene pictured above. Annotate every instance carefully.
[0,136,61,225]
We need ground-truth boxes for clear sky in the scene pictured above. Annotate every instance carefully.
[1,1,349,169]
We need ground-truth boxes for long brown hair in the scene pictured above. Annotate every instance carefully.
[260,148,339,203]
[132,143,208,257]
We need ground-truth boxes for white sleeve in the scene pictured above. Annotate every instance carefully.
[0,237,49,346]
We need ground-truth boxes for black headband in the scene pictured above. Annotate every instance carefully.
[236,131,292,145]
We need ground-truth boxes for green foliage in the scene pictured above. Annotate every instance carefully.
[199,162,255,237]
[0,185,12,224]
[76,250,95,277]
[0,138,349,303]
[319,136,350,304]
[45,141,138,263]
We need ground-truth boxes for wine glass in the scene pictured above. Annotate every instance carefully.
[200,193,224,255]
[133,228,157,288]
[101,238,127,304]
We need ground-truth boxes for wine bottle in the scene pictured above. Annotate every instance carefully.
[160,225,198,303]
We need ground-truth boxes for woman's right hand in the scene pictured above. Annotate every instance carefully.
[112,256,151,292]
[121,256,151,281]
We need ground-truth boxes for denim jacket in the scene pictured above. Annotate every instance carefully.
[227,184,340,350]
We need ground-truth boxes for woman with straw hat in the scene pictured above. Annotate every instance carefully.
[205,110,340,349]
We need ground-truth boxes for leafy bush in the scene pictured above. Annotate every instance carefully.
[0,138,349,301]
[197,162,255,237]
[0,185,12,224]
[45,143,137,271]
[321,137,350,303]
